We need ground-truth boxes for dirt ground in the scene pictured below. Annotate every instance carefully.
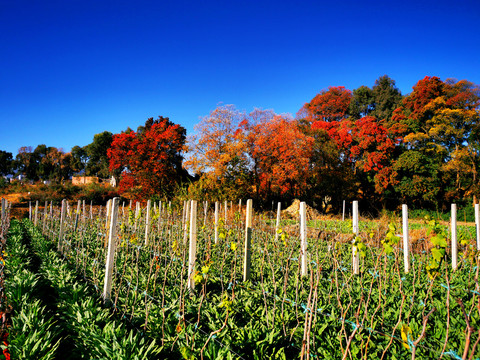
[2,192,31,219]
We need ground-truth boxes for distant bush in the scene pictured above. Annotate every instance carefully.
[75,182,120,205]
[383,205,476,223]
[2,181,120,205]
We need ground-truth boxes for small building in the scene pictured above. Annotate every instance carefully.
[72,176,99,186]
[10,174,26,182]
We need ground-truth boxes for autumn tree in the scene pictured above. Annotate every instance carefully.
[304,86,352,124]
[108,117,186,200]
[184,105,250,200]
[239,113,313,203]
[393,76,480,206]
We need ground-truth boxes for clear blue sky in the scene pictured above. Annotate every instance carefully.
[1,0,479,156]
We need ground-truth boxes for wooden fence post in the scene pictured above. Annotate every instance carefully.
[352,200,359,275]
[187,200,198,290]
[157,201,162,231]
[476,203,480,250]
[74,200,81,232]
[29,201,32,221]
[1,198,4,222]
[182,200,187,225]
[451,204,458,271]
[224,200,228,225]
[214,201,219,244]
[300,201,308,277]
[145,200,151,245]
[134,202,140,231]
[82,200,86,223]
[34,201,39,226]
[342,200,345,221]
[1,198,5,223]
[183,200,190,244]
[42,201,48,232]
[275,202,281,242]
[243,199,253,282]
[402,204,410,273]
[103,197,119,304]
[203,201,208,227]
[58,199,67,254]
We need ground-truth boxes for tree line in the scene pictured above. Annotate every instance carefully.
[2,75,479,213]
[0,131,113,183]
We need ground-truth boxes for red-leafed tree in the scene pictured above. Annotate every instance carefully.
[304,86,352,123]
[240,114,314,201]
[108,116,186,200]
[312,115,401,193]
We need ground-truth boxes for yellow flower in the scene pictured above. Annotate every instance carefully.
[193,271,203,285]
[401,324,412,349]
[219,294,232,311]
[231,242,237,251]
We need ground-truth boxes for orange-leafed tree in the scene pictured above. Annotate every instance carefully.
[184,104,250,200]
[304,86,352,124]
[240,114,314,202]
[108,116,186,200]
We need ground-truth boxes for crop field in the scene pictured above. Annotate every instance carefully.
[1,198,480,359]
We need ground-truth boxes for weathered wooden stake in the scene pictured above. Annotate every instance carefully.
[33,201,38,226]
[402,204,410,273]
[103,197,119,304]
[145,200,151,245]
[182,200,187,225]
[134,202,140,231]
[352,200,359,275]
[224,200,228,225]
[342,200,346,221]
[243,199,253,282]
[29,201,32,221]
[275,202,281,242]
[476,203,480,250]
[187,200,198,290]
[300,201,308,276]
[58,199,67,254]
[105,199,112,247]
[183,200,190,244]
[451,204,458,271]
[214,201,219,244]
[43,201,48,232]
[1,198,5,222]
[203,201,208,226]
[74,200,81,231]
[157,201,162,231]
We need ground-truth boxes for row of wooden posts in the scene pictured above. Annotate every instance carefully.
[354,202,480,275]
[16,198,480,303]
